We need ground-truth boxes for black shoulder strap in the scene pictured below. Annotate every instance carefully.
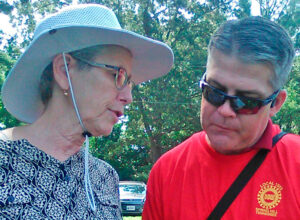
[207,131,287,220]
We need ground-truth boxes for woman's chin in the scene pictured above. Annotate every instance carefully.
[101,130,113,137]
[84,119,115,137]
[92,126,113,137]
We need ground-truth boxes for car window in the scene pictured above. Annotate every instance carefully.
[119,184,146,194]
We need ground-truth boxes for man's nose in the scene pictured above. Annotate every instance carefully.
[217,99,237,118]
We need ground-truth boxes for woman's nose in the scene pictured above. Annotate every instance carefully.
[118,85,133,105]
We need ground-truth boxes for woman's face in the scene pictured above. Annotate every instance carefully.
[70,46,133,136]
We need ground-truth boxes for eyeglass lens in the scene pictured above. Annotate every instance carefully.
[115,68,134,90]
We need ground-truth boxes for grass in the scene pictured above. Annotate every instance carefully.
[123,216,141,220]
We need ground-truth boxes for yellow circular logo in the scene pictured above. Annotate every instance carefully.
[257,182,282,209]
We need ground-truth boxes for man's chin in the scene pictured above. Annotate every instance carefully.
[207,132,233,143]
[213,146,244,155]
[206,134,238,153]
[209,139,248,154]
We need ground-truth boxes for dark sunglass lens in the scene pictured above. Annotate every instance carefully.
[234,97,261,114]
[236,106,260,114]
[203,86,225,106]
[231,98,245,110]
[241,98,260,108]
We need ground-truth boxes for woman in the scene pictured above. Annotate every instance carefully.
[0,4,173,219]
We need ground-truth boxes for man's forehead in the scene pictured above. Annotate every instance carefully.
[205,51,275,96]
[207,76,265,97]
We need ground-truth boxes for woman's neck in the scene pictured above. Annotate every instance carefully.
[7,110,85,162]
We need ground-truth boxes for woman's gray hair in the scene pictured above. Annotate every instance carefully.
[39,45,130,105]
[208,16,295,91]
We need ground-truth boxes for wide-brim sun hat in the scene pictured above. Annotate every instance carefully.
[2,4,174,124]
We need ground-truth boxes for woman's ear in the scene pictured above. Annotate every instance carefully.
[269,90,287,117]
[52,53,76,90]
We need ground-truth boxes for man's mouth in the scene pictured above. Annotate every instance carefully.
[214,124,235,131]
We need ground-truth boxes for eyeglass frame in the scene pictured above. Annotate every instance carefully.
[199,73,280,114]
[71,55,134,91]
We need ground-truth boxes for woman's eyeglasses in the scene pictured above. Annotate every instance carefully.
[72,56,134,91]
[199,74,279,114]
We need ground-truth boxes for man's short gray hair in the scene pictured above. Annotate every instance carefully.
[208,16,295,90]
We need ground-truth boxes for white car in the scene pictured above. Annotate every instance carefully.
[119,181,146,215]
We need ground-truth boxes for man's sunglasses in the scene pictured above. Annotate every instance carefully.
[72,55,134,91]
[199,74,279,114]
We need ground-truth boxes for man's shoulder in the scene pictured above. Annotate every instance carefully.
[270,122,300,149]
[278,133,300,148]
[279,133,300,148]
[273,133,300,161]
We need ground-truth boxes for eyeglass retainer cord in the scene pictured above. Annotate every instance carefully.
[62,52,96,212]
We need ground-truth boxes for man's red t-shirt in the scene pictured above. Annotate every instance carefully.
[142,121,300,219]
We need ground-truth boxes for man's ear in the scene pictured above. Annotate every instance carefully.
[269,90,287,117]
[52,53,77,90]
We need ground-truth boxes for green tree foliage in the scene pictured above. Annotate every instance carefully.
[117,0,227,164]
[0,0,299,181]
[0,1,13,15]
[5,0,72,47]
[0,37,22,128]
[256,0,299,49]
[0,0,71,128]
[234,0,251,18]
[273,56,300,134]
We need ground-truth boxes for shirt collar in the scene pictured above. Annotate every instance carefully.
[250,119,275,151]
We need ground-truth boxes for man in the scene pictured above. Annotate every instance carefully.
[142,16,299,219]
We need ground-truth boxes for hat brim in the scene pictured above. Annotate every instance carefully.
[2,25,174,123]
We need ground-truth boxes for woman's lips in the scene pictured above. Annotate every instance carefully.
[114,110,123,117]
[109,109,123,121]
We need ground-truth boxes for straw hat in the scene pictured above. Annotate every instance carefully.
[2,4,174,123]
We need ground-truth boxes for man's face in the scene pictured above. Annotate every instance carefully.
[200,50,276,154]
